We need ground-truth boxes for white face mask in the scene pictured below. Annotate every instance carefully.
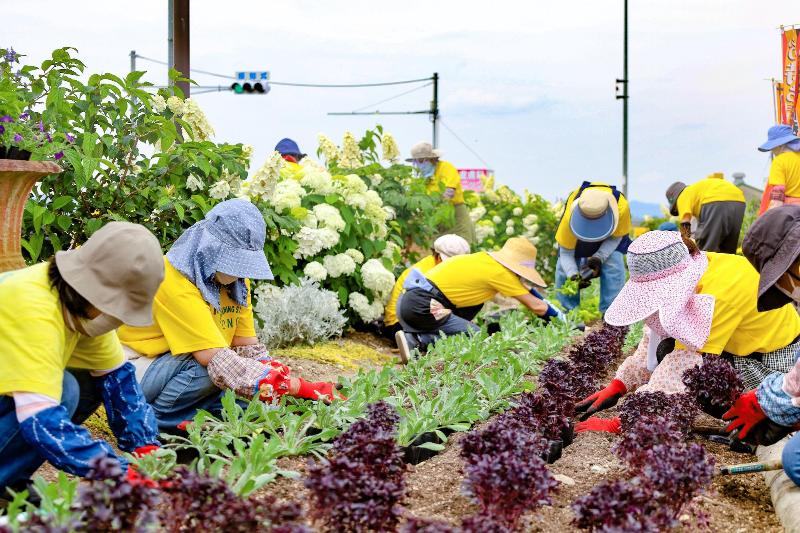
[64,310,123,337]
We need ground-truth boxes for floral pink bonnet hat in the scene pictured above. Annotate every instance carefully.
[605,231,715,350]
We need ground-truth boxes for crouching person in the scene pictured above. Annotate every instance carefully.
[395,237,555,361]
[118,199,342,433]
[0,222,164,495]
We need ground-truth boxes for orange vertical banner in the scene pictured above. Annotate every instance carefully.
[781,28,799,126]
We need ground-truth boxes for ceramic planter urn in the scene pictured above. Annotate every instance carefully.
[0,159,62,272]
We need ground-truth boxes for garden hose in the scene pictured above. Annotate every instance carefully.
[717,459,783,476]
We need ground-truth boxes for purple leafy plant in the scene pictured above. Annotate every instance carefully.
[460,417,557,530]
[682,355,743,415]
[400,517,461,533]
[617,391,697,435]
[305,401,407,533]
[572,478,661,532]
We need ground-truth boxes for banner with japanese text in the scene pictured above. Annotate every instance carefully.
[781,28,798,127]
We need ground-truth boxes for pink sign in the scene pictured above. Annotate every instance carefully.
[458,168,492,192]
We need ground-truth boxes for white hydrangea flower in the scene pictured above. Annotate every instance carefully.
[272,179,306,213]
[166,95,184,115]
[371,173,384,186]
[523,214,538,226]
[323,253,357,278]
[313,204,346,231]
[512,207,523,216]
[492,215,502,224]
[361,258,395,300]
[345,249,364,264]
[348,292,384,323]
[186,175,204,192]
[293,227,341,259]
[302,213,318,229]
[303,261,328,282]
[337,174,368,195]
[528,235,541,245]
[506,219,515,227]
[180,98,215,141]
[469,206,487,222]
[382,241,401,260]
[339,131,363,169]
[347,193,367,210]
[152,94,167,113]
[475,221,496,243]
[241,144,254,162]
[551,201,565,215]
[209,180,231,200]
[529,223,540,234]
[381,133,400,162]
[506,227,515,236]
[383,205,396,221]
[300,168,336,195]
[317,133,340,163]
[247,151,285,200]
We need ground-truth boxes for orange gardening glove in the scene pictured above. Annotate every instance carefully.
[575,416,622,434]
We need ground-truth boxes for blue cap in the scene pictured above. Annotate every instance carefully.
[758,125,800,152]
[657,221,678,232]
[569,189,618,242]
[275,138,305,157]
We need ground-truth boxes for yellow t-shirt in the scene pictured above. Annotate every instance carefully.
[555,183,632,249]
[426,160,465,204]
[768,151,800,197]
[384,255,438,326]
[0,263,124,399]
[425,252,528,308]
[118,258,257,357]
[677,253,800,356]
[675,178,745,220]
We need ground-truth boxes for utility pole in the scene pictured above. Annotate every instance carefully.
[431,72,440,148]
[130,50,136,74]
[168,0,190,97]
[618,0,629,198]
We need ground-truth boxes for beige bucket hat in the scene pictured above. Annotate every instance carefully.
[433,234,470,260]
[55,222,165,327]
[488,237,547,288]
[405,141,443,161]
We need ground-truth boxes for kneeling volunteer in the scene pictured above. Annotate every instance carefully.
[0,222,164,494]
[395,237,559,361]
[722,206,800,486]
[118,199,342,433]
[574,230,800,432]
[383,234,470,347]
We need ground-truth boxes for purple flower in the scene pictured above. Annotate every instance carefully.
[19,112,29,120]
[0,125,4,134]
[4,47,17,63]
[37,120,44,132]
[54,151,64,160]
[45,133,52,142]
[66,133,75,143]
[13,133,22,143]
[0,115,12,123]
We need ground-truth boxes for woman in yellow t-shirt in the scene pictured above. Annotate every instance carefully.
[758,125,800,215]
[0,222,164,493]
[395,238,557,362]
[571,230,800,433]
[118,199,341,433]
[383,235,470,353]
[406,141,476,243]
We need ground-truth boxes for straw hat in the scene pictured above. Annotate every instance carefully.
[488,237,546,288]
[569,189,619,242]
[55,222,165,327]
[405,141,442,161]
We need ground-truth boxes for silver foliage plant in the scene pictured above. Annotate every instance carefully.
[254,278,347,349]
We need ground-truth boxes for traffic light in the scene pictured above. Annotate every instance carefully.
[231,82,267,94]
[231,71,270,95]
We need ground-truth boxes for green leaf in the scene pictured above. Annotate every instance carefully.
[56,215,71,231]
[52,196,73,210]
[415,442,445,452]
[175,203,185,221]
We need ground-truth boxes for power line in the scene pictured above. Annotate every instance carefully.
[439,119,492,168]
[134,53,432,88]
[351,82,432,113]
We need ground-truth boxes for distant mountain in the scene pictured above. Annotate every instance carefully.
[628,200,665,223]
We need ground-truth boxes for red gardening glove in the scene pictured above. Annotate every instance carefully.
[575,416,622,434]
[295,378,347,402]
[125,445,160,488]
[176,420,192,432]
[256,360,292,402]
[575,379,628,421]
[723,390,767,441]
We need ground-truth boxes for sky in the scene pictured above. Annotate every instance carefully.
[5,0,796,204]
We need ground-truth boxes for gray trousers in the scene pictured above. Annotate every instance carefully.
[696,201,746,254]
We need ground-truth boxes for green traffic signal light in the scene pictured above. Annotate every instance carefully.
[231,83,244,94]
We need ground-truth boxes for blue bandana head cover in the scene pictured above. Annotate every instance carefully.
[166,199,273,310]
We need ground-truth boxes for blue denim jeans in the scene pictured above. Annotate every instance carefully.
[783,432,800,486]
[555,251,626,314]
[139,353,224,433]
[0,370,98,492]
